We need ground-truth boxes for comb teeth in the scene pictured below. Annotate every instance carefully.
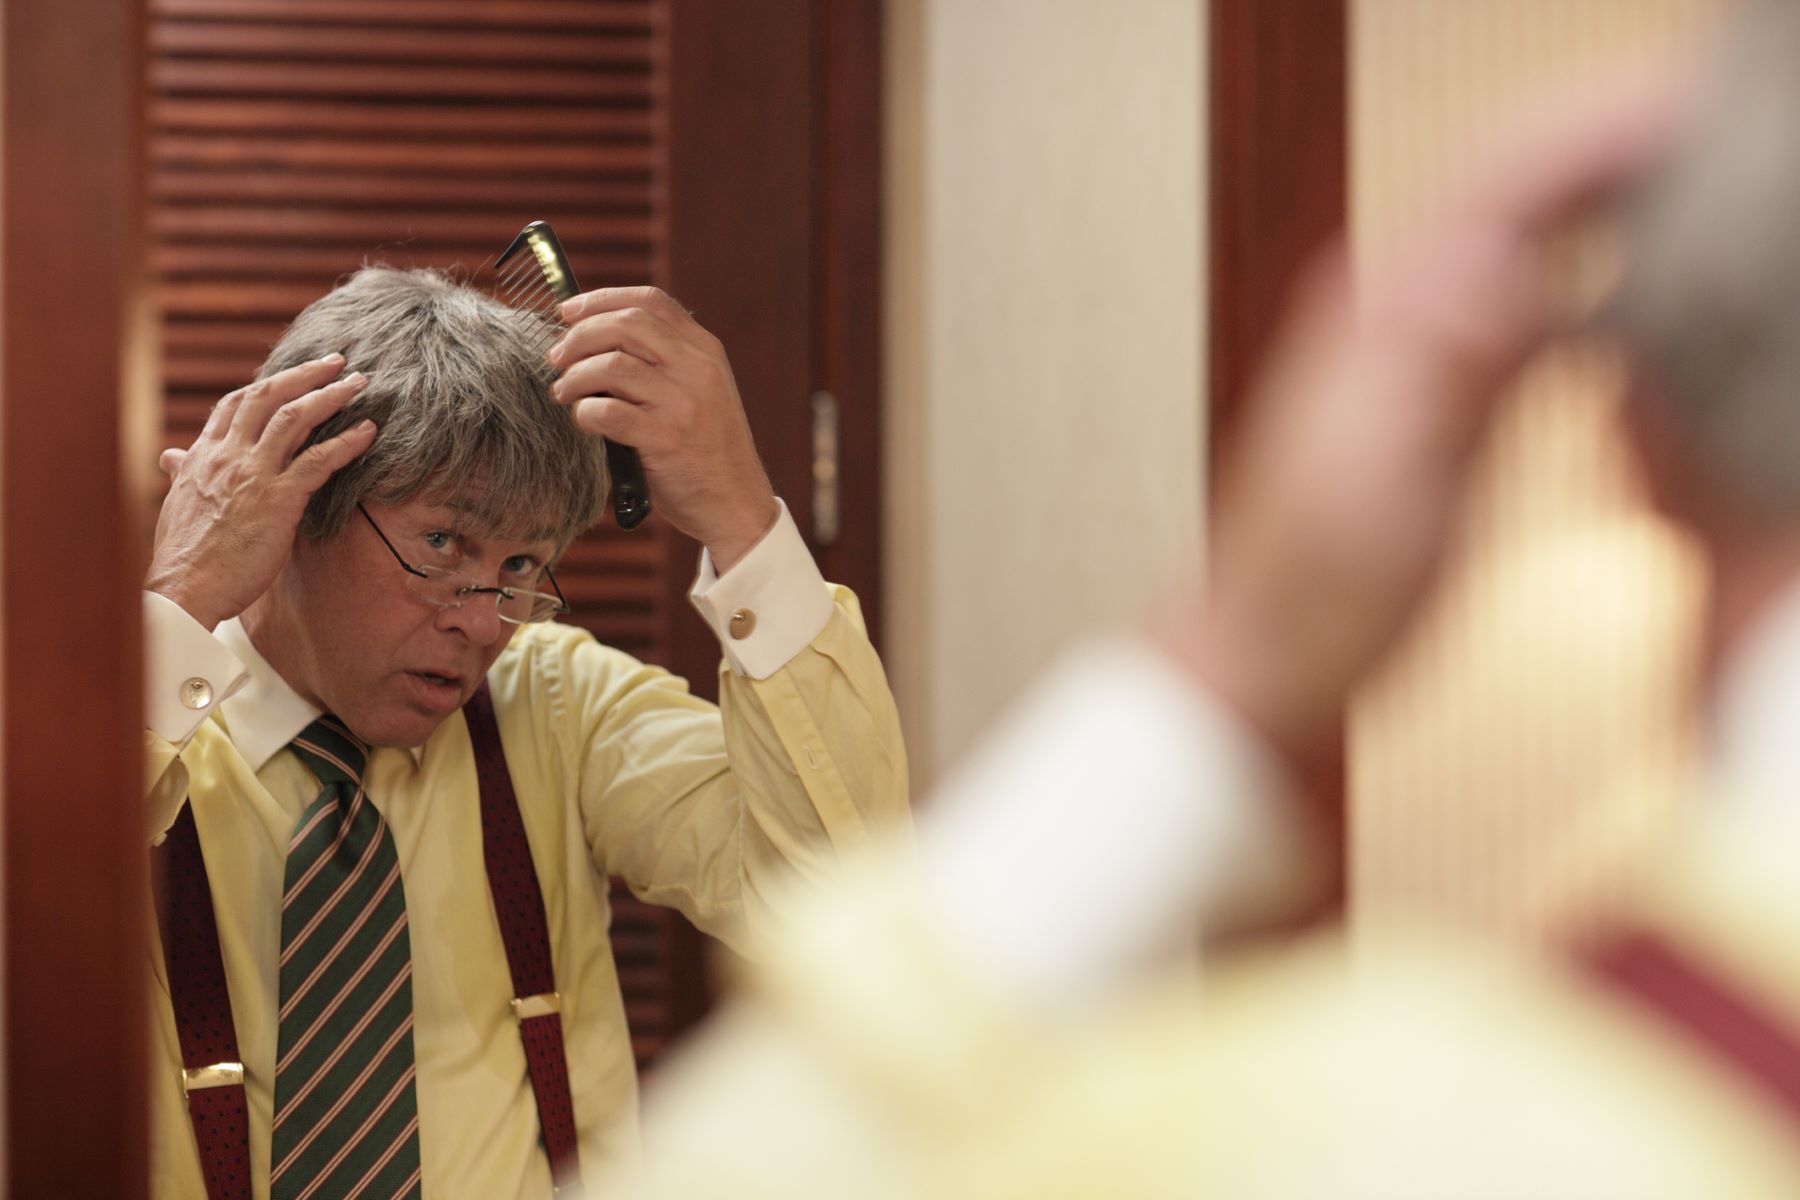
[491,219,654,531]
[493,249,567,362]
[497,258,557,311]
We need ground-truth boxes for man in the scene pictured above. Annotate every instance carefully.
[144,267,908,1198]
[600,4,1800,1195]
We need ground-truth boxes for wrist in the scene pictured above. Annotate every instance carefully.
[1150,602,1339,777]
[703,494,781,575]
[143,574,227,633]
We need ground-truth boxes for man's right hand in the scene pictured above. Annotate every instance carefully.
[145,354,377,631]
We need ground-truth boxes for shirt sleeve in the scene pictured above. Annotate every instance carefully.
[688,500,836,679]
[143,591,248,744]
[545,509,909,953]
[916,637,1328,1008]
[142,591,249,844]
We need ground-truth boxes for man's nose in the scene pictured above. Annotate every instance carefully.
[435,592,507,647]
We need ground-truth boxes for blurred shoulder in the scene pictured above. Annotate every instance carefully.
[1138,921,1800,1197]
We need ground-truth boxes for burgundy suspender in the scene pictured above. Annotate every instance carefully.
[156,689,582,1198]
[153,806,253,1200]
[1583,926,1800,1132]
[464,682,583,1190]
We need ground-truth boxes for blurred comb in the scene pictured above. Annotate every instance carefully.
[495,220,652,530]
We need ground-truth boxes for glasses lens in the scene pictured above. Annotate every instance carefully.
[496,589,563,624]
[404,565,465,608]
[403,566,561,624]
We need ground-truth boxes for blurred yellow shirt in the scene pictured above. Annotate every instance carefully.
[613,838,1800,1199]
[606,637,1800,1198]
[145,560,908,1199]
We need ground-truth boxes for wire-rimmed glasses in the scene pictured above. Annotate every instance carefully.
[358,504,569,625]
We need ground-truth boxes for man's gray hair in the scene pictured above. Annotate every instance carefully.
[260,265,609,545]
[1612,0,1800,517]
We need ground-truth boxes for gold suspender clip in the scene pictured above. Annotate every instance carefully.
[183,1061,245,1092]
[510,992,561,1021]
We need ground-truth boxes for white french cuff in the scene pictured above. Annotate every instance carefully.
[917,636,1324,1010]
[143,591,249,745]
[689,499,836,680]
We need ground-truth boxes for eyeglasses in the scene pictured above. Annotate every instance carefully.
[358,504,570,625]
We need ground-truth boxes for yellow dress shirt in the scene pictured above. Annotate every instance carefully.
[144,510,909,1200]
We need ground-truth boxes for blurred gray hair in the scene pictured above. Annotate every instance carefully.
[259,266,609,545]
[1612,0,1800,517]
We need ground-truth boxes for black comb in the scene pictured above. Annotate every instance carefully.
[495,220,652,530]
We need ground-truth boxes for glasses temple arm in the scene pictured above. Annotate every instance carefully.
[544,564,571,613]
[358,504,430,580]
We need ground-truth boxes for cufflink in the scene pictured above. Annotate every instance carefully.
[728,608,756,640]
[179,677,214,711]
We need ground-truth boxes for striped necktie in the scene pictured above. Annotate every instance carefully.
[272,716,423,1200]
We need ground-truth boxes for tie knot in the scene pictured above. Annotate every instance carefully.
[289,715,369,790]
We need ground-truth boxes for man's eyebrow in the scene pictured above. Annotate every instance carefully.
[436,497,559,545]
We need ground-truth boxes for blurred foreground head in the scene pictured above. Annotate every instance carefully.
[1614,0,1800,522]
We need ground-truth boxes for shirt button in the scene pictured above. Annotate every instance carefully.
[180,677,214,711]
[728,608,757,640]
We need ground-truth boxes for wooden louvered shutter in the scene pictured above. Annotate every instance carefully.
[149,0,697,1068]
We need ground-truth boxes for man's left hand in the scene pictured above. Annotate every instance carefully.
[549,286,779,572]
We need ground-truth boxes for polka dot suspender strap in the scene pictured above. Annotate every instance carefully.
[464,681,583,1193]
[153,804,253,1200]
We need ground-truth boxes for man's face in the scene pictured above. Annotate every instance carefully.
[268,494,562,747]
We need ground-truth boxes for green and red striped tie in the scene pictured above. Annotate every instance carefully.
[271,716,423,1200]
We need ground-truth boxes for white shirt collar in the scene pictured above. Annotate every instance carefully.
[214,617,423,772]
[1708,571,1800,833]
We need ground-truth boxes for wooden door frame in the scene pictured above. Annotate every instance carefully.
[813,0,884,644]
[665,0,884,681]
[664,0,817,705]
[3,0,151,1193]
[662,0,885,676]
[1207,0,1348,904]
[1208,0,1346,471]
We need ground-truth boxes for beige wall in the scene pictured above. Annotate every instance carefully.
[884,0,1206,786]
